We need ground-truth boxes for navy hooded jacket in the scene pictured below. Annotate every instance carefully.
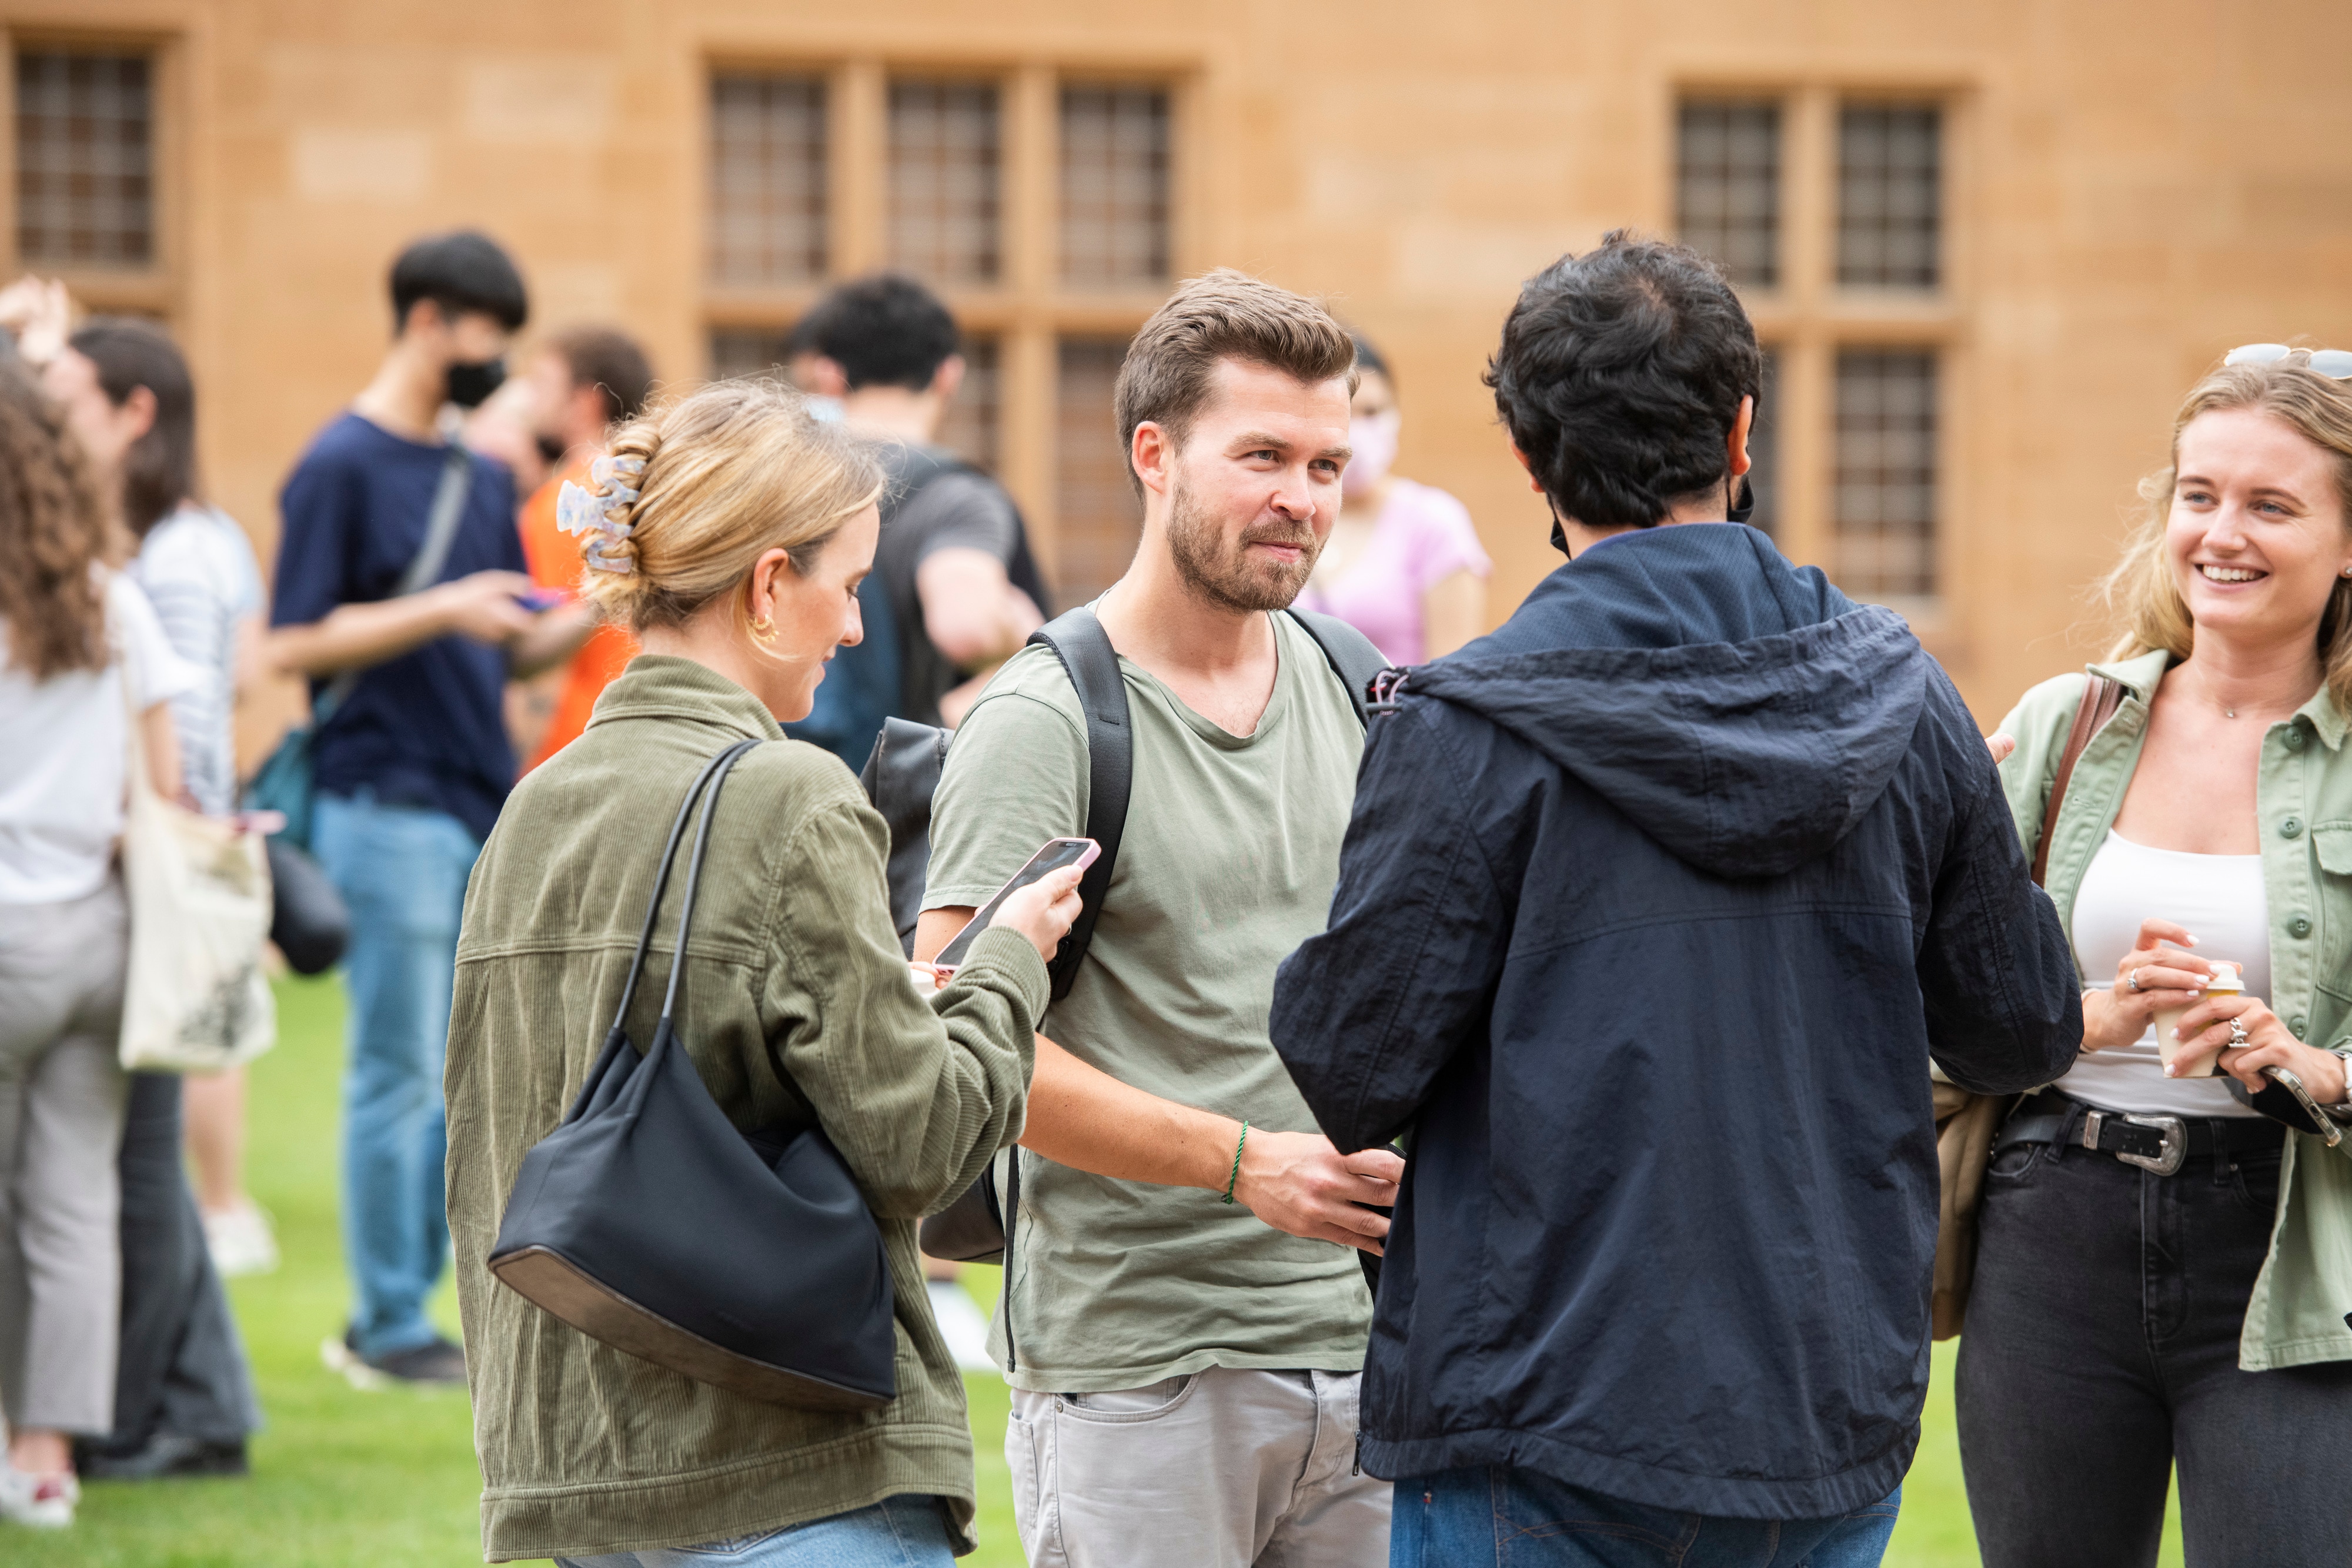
[1269,523,2080,1520]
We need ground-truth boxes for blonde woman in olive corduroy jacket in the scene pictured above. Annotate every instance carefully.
[445,380,1081,1567]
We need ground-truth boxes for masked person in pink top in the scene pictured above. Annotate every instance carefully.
[1295,335,1491,664]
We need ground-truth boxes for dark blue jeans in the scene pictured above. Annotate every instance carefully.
[1389,1467,1900,1567]
[1955,1119,2352,1567]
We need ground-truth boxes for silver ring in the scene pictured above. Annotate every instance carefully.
[2128,968,2144,993]
[2229,1017,2250,1047]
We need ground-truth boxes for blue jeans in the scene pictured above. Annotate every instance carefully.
[1391,1467,1900,1568]
[312,791,480,1359]
[554,1495,956,1567]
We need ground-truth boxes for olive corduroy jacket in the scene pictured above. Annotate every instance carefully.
[446,656,1046,1560]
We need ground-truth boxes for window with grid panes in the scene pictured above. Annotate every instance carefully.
[1676,101,1779,287]
[1833,349,1937,598]
[1838,105,1940,289]
[1055,339,1141,603]
[1745,347,1779,538]
[16,50,152,268]
[889,81,1000,285]
[709,76,828,287]
[933,336,1000,474]
[1061,87,1171,287]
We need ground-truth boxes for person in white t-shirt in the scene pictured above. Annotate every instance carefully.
[42,316,267,1482]
[0,353,192,1531]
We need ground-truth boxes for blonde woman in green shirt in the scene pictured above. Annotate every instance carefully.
[1962,348,2352,1567]
[445,380,1081,1566]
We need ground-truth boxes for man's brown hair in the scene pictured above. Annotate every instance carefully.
[547,326,656,428]
[1112,269,1358,496]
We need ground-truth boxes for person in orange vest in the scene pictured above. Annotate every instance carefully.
[515,327,655,769]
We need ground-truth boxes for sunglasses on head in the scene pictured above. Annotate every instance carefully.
[2224,343,2352,379]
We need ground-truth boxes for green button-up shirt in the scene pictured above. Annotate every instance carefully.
[446,656,1047,1559]
[1997,650,2352,1370]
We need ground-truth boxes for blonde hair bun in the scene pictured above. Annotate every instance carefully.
[574,379,883,634]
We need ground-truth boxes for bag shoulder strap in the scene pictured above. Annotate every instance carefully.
[317,443,475,722]
[1025,607,1131,1001]
[606,738,764,1038]
[1281,607,1388,731]
[2029,673,2123,888]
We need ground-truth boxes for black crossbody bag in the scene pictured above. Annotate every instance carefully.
[487,738,897,1410]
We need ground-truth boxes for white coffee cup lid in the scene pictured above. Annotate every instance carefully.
[2207,960,2243,989]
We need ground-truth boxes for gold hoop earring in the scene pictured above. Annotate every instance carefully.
[747,613,779,646]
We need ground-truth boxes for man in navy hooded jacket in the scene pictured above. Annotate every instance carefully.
[1269,234,2081,1566]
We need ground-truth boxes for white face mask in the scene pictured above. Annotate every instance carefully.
[1342,409,1401,500]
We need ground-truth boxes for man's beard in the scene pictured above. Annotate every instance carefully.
[1165,476,1322,614]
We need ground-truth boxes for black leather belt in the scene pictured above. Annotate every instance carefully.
[1994,1089,2284,1177]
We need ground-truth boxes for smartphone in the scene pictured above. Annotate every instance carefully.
[517,587,573,613]
[931,837,1099,973]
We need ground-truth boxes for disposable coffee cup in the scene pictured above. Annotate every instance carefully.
[2156,959,2244,1077]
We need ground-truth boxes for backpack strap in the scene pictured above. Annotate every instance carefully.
[1025,607,1132,1001]
[2029,673,2123,888]
[1281,607,1389,730]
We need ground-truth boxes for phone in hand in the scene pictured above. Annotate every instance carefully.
[930,837,1100,974]
[517,587,573,613]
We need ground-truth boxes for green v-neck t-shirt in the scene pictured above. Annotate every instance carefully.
[923,610,1372,1392]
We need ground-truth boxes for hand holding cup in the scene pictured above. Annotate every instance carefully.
[2082,918,2211,1054]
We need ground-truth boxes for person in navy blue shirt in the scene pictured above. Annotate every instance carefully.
[265,231,590,1388]
[1270,235,2080,1568]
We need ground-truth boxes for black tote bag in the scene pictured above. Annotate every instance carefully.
[486,738,896,1411]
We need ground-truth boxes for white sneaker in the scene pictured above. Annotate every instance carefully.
[203,1202,279,1278]
[0,1465,76,1529]
[320,1332,388,1392]
[926,1279,997,1372]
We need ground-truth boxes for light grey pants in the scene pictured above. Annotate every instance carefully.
[0,881,131,1433]
[1008,1366,1391,1567]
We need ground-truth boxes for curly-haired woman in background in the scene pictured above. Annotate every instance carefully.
[0,352,192,1530]
[42,317,265,1482]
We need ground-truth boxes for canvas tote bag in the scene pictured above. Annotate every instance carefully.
[117,627,276,1073]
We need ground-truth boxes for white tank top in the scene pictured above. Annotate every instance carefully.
[2059,830,2269,1118]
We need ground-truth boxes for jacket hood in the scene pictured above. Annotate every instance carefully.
[1409,526,1932,878]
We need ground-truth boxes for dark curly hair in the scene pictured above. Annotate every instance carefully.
[1486,231,1762,531]
[0,352,125,678]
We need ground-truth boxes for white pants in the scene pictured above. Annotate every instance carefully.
[0,882,131,1433]
[1007,1366,1391,1567]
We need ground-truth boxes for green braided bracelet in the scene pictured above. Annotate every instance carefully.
[1221,1121,1249,1205]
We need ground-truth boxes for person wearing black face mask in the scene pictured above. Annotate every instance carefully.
[263,229,594,1389]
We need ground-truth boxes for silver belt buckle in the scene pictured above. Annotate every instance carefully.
[2083,1110,2186,1175]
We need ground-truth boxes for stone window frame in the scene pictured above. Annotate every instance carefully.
[4,32,180,320]
[703,56,1192,600]
[1671,78,1967,626]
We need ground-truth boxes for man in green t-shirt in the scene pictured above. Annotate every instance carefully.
[916,272,1401,1565]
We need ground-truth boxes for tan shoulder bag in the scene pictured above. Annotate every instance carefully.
[1931,674,2120,1339]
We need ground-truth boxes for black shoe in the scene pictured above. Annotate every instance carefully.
[366,1335,467,1385]
[78,1433,249,1482]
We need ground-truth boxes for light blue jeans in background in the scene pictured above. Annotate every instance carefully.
[554,1495,957,1567]
[312,791,480,1360]
[1391,1467,1902,1568]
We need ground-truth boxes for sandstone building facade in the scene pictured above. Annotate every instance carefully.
[16,0,2352,726]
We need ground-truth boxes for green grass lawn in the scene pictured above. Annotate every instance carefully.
[18,973,2179,1565]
